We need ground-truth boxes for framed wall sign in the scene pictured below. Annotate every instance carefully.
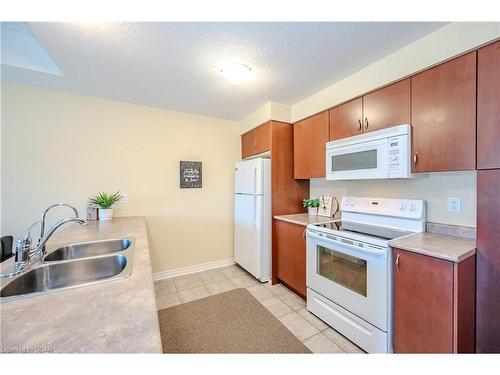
[180,161,202,189]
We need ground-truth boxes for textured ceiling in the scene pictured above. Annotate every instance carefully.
[2,22,446,120]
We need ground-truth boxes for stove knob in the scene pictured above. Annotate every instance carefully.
[410,204,416,211]
[399,203,406,211]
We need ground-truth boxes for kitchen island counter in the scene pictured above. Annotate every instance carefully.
[0,216,162,353]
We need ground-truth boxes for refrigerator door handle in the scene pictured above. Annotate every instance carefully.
[253,165,257,194]
[253,195,257,229]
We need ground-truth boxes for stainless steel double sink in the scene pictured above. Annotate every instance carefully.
[0,237,135,300]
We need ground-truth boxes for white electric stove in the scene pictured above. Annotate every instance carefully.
[306,196,426,353]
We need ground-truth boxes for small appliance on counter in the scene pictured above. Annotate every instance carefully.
[233,158,271,282]
[306,196,426,353]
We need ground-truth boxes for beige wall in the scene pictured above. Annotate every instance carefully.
[310,172,477,227]
[239,101,291,134]
[1,83,240,273]
[292,22,500,122]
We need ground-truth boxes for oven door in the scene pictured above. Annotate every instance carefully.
[326,138,389,180]
[306,230,390,331]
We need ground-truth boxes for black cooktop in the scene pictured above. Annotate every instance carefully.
[312,220,413,241]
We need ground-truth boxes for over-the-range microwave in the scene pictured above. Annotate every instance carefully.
[326,124,412,180]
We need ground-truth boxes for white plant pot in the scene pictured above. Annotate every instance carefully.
[308,207,318,216]
[98,208,114,221]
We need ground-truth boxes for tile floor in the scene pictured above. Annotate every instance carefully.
[154,264,365,354]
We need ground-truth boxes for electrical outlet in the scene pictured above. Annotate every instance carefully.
[448,198,461,213]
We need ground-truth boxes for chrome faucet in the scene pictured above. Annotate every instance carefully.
[2,204,86,277]
[40,203,79,255]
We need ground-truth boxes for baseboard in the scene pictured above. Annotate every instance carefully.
[153,257,235,281]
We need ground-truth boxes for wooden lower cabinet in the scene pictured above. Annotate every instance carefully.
[393,248,475,353]
[274,220,307,297]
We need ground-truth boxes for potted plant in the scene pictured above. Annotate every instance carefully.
[303,198,320,216]
[88,191,124,221]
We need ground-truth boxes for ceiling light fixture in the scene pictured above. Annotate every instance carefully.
[219,63,255,85]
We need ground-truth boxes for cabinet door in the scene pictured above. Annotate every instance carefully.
[393,248,454,353]
[477,170,500,352]
[275,220,306,297]
[362,79,410,133]
[411,52,477,172]
[329,98,363,141]
[253,122,271,155]
[294,111,329,179]
[241,131,255,159]
[477,41,500,170]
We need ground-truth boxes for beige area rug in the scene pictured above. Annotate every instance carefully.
[158,288,311,353]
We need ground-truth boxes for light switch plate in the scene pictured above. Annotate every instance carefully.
[448,198,461,213]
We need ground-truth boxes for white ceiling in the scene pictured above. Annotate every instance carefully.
[1,22,446,120]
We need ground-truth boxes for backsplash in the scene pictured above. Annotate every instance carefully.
[310,171,477,228]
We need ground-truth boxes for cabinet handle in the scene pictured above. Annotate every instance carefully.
[413,152,418,165]
[357,119,362,131]
[395,254,400,272]
[364,117,369,130]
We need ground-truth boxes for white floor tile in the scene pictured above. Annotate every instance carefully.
[173,275,204,291]
[297,308,329,331]
[205,279,235,295]
[259,296,294,318]
[279,312,319,341]
[247,284,274,301]
[303,333,344,353]
[178,286,210,303]
[156,292,181,310]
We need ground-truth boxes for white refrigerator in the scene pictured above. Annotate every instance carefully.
[234,158,271,282]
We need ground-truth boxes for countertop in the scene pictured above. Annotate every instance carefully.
[0,217,162,353]
[273,213,336,227]
[389,232,476,263]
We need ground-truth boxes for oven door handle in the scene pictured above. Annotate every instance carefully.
[307,231,387,258]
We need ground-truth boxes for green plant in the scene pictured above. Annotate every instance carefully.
[303,198,320,208]
[88,191,124,209]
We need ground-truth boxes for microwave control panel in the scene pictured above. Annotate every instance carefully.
[387,135,410,178]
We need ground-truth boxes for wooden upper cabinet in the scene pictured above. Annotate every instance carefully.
[241,122,271,159]
[411,52,477,172]
[253,122,271,155]
[293,111,329,179]
[477,41,500,170]
[362,79,410,132]
[329,98,363,141]
[241,131,255,159]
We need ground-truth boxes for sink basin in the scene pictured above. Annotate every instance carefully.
[0,254,128,298]
[44,238,131,261]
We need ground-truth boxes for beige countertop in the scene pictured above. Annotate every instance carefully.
[389,232,476,263]
[274,213,337,227]
[0,217,162,353]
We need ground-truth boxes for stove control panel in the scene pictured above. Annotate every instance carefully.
[341,197,425,219]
